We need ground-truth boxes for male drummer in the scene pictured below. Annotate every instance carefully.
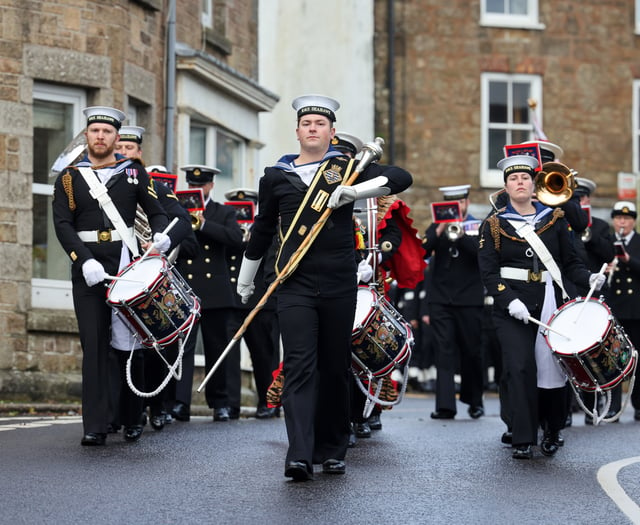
[605,201,640,420]
[52,107,169,446]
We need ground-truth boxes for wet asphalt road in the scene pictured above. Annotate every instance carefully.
[2,393,640,524]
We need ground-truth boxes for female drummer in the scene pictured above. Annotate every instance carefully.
[478,154,603,459]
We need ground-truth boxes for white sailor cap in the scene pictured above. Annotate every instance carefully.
[292,94,340,122]
[612,201,637,219]
[438,184,471,200]
[497,155,539,181]
[118,125,145,144]
[224,187,258,204]
[574,177,597,197]
[331,132,363,156]
[520,140,564,163]
[83,106,126,130]
[181,164,221,185]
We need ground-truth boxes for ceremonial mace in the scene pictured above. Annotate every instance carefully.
[197,137,385,393]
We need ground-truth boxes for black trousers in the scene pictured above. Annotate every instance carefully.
[112,349,145,428]
[429,303,484,412]
[278,292,355,467]
[494,313,567,446]
[72,280,113,435]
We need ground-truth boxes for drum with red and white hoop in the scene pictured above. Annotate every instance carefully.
[106,255,200,349]
[351,286,413,378]
[545,297,636,392]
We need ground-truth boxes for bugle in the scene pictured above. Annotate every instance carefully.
[534,162,576,207]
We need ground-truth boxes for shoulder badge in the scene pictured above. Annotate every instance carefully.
[323,164,343,184]
[497,283,505,292]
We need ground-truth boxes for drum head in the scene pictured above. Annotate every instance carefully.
[353,287,376,330]
[546,299,610,355]
[107,257,165,303]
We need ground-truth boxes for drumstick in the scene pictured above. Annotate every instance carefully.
[104,275,146,283]
[573,262,608,324]
[527,316,571,339]
[138,217,179,263]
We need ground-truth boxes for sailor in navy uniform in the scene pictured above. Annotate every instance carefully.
[423,184,485,420]
[604,201,640,419]
[170,165,245,422]
[225,188,281,419]
[52,106,169,446]
[236,95,412,480]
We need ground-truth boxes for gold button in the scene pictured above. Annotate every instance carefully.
[231,255,237,260]
[187,260,192,265]
[627,278,633,283]
[206,273,212,278]
[187,274,193,279]
[230,266,236,272]
[205,258,211,263]
[628,289,633,294]
[230,277,237,283]
[616,290,622,295]
[204,245,210,250]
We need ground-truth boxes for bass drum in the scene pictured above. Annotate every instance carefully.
[545,297,636,392]
[351,286,413,378]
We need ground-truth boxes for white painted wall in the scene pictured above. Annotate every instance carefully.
[257,0,375,179]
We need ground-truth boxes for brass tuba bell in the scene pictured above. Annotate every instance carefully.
[534,162,576,207]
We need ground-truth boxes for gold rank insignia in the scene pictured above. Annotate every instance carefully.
[70,251,77,261]
[323,164,343,184]
[497,283,505,292]
[479,237,484,249]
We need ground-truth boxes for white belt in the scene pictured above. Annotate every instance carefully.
[77,227,135,243]
[500,267,548,283]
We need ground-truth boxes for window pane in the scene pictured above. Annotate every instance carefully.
[512,82,531,124]
[489,129,507,169]
[489,81,508,122]
[486,0,505,14]
[33,99,75,280]
[215,131,240,182]
[189,126,207,164]
[510,0,528,15]
[511,129,530,144]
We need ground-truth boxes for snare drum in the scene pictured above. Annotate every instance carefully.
[351,286,413,378]
[106,255,201,348]
[545,297,636,392]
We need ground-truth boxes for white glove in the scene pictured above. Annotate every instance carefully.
[82,258,107,287]
[327,176,390,209]
[357,259,374,283]
[508,299,530,324]
[589,273,606,291]
[153,232,171,253]
[237,256,262,304]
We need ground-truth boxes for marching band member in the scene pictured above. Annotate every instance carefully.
[52,107,169,446]
[478,154,602,459]
[604,201,640,420]
[236,95,412,481]
[423,184,485,420]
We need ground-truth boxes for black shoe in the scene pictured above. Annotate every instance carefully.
[256,405,278,419]
[164,412,173,424]
[213,407,230,422]
[512,445,533,459]
[468,406,484,419]
[141,411,148,427]
[540,432,560,457]
[431,409,456,420]
[124,426,143,442]
[81,433,106,446]
[634,409,640,421]
[285,461,313,481]
[150,413,165,431]
[501,431,513,444]
[229,407,240,420]
[355,422,371,438]
[322,459,346,475]
[367,413,382,430]
[170,402,190,422]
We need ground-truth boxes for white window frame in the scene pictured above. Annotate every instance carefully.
[636,0,640,34]
[480,0,545,30]
[480,73,543,188]
[186,122,246,201]
[633,80,640,174]
[201,0,213,28]
[32,83,86,309]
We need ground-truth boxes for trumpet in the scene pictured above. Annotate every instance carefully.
[446,222,463,241]
[534,162,576,207]
[190,211,203,231]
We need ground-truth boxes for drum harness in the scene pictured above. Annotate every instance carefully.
[78,166,190,398]
[507,219,637,424]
